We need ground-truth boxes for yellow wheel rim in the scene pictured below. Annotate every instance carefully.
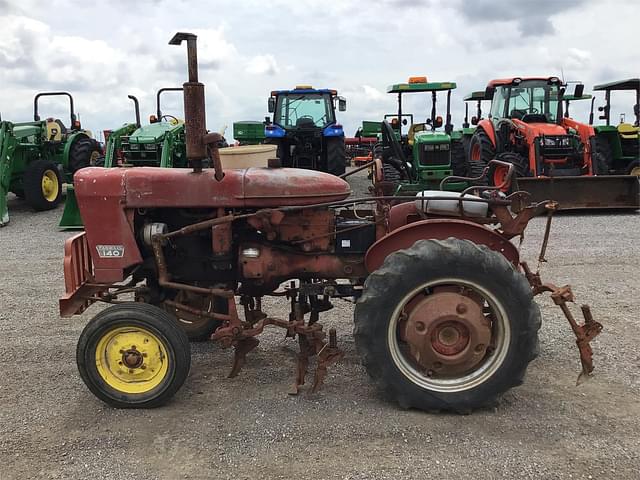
[95,326,169,394]
[41,169,59,201]
[630,166,640,176]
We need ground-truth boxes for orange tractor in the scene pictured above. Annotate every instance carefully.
[465,77,639,209]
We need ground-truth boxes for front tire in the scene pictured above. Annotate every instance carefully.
[76,303,191,408]
[354,238,540,412]
[23,159,62,211]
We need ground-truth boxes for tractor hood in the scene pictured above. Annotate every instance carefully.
[413,131,450,144]
[129,122,183,144]
[513,121,568,136]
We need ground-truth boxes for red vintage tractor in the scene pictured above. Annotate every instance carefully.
[466,77,639,209]
[60,34,601,412]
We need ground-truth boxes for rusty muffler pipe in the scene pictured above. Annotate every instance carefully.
[169,32,208,173]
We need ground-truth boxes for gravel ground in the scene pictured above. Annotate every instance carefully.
[0,170,639,480]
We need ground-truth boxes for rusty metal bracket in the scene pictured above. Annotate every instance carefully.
[521,262,603,385]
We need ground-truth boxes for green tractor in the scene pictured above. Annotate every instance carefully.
[372,76,467,195]
[0,92,100,226]
[590,78,640,175]
[233,121,265,145]
[60,88,189,229]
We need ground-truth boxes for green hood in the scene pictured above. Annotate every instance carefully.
[129,122,183,144]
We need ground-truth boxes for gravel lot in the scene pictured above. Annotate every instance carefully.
[1,170,639,480]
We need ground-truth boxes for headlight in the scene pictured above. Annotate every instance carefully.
[144,143,157,151]
[129,143,140,150]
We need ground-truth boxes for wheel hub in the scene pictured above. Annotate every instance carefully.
[122,348,144,369]
[401,291,491,375]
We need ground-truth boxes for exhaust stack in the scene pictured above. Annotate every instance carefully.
[169,32,224,179]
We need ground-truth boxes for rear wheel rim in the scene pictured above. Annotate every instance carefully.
[41,170,59,201]
[630,166,640,176]
[471,143,481,161]
[95,326,169,394]
[387,278,510,393]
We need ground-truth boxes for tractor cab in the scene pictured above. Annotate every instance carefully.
[375,76,467,193]
[590,78,640,174]
[264,86,347,176]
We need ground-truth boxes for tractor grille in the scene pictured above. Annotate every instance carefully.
[539,135,574,159]
[419,143,450,166]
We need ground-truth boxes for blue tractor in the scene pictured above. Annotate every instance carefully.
[265,86,347,176]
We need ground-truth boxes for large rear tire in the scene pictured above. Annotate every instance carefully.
[23,159,62,211]
[467,129,495,185]
[325,137,346,176]
[593,136,612,175]
[69,136,102,173]
[354,238,540,412]
[77,303,191,408]
[450,139,467,176]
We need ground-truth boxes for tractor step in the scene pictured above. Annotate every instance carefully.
[517,175,640,210]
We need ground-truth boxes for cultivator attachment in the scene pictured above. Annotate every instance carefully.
[517,175,640,210]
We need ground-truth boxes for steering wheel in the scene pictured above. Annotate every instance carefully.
[529,107,539,114]
[161,114,179,124]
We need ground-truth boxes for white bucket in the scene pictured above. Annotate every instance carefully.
[218,144,277,169]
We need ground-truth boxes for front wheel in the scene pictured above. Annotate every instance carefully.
[354,238,540,412]
[76,303,191,408]
[23,159,62,211]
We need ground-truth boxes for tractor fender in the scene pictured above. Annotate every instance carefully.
[476,119,497,147]
[364,218,519,273]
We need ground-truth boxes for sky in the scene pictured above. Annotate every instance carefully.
[0,0,638,141]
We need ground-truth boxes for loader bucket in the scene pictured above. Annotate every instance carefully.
[58,185,84,229]
[517,175,640,210]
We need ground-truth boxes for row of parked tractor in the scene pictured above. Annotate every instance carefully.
[1,72,638,228]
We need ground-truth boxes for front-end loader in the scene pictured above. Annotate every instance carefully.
[464,77,639,210]
[60,32,602,413]
[0,92,100,226]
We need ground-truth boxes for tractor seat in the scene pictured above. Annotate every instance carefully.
[618,123,639,139]
[45,119,67,141]
[407,123,427,146]
[296,117,316,128]
[415,190,488,218]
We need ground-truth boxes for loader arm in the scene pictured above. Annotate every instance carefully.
[104,123,139,168]
[0,121,19,226]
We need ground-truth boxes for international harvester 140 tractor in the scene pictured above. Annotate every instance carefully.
[60,33,602,412]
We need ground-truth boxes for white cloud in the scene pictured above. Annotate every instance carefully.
[245,54,279,75]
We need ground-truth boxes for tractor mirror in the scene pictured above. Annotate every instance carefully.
[268,97,276,113]
[471,116,478,126]
[434,116,443,128]
[574,84,584,98]
[402,118,408,126]
[598,106,604,112]
[338,97,347,112]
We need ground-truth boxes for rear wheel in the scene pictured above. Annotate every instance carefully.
[23,159,62,211]
[325,137,346,176]
[354,238,540,412]
[593,136,612,175]
[69,136,102,173]
[487,152,529,193]
[450,139,467,176]
[467,129,495,185]
[162,291,226,341]
[76,303,190,408]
